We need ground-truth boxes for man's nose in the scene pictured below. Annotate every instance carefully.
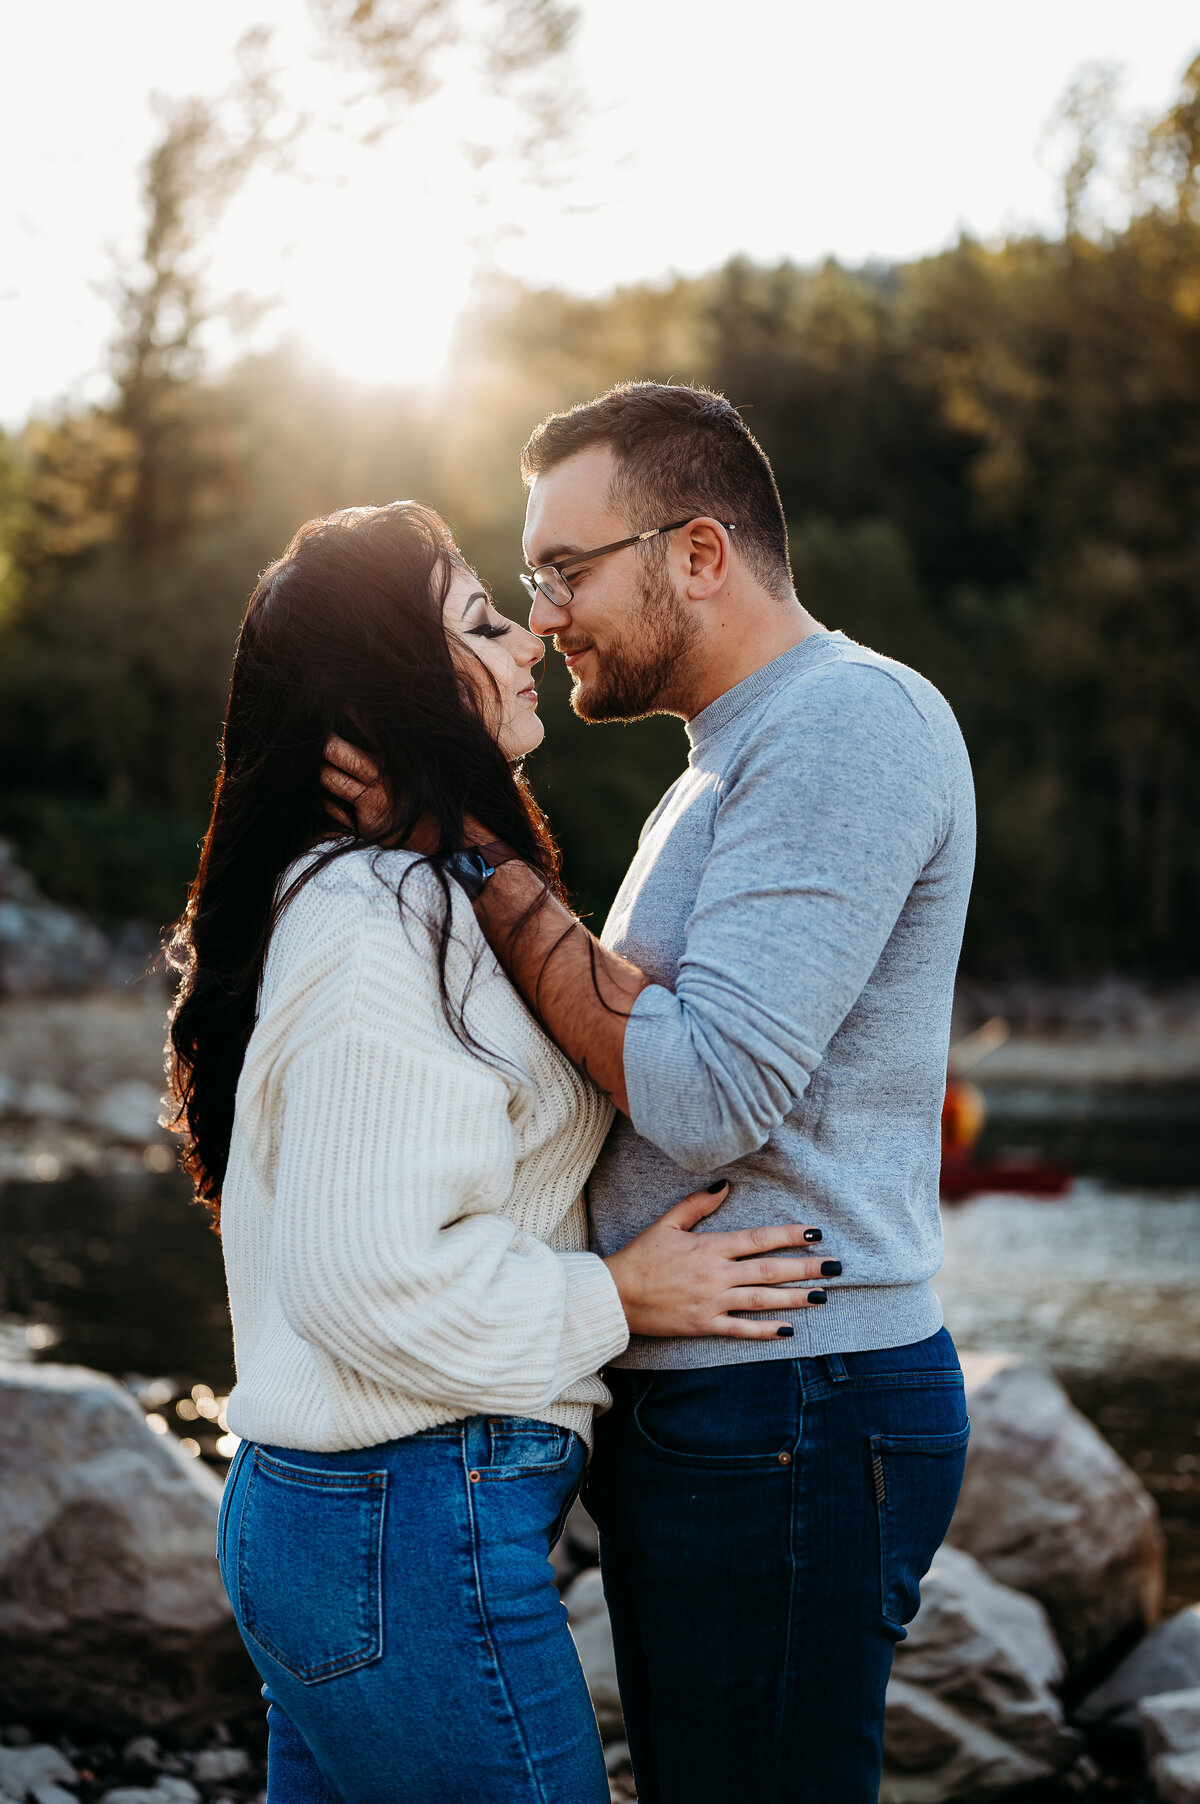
[527,589,568,638]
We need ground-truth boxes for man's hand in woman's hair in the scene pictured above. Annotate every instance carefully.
[322,737,497,854]
[322,736,391,837]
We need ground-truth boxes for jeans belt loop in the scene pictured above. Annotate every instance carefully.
[824,1353,849,1383]
[463,1417,489,1473]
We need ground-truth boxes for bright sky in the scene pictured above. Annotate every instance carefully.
[3,0,1197,424]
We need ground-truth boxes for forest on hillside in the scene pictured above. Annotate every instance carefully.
[1,55,1199,978]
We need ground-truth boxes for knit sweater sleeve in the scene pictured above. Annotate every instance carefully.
[267,889,628,1416]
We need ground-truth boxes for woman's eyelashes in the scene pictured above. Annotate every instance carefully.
[468,618,512,640]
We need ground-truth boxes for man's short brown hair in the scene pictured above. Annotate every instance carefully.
[520,382,793,601]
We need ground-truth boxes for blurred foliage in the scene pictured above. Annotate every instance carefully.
[2,58,1200,975]
[309,0,581,157]
[0,796,208,924]
[312,0,578,102]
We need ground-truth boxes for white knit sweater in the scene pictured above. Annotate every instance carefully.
[221,848,628,1453]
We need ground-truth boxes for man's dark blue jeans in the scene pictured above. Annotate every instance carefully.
[584,1327,969,1804]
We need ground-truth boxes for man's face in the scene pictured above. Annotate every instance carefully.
[521,444,699,722]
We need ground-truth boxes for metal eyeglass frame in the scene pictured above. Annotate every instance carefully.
[519,518,736,609]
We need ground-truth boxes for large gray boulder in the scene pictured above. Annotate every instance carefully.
[948,1353,1164,1669]
[1077,1606,1200,1735]
[1139,1687,1200,1804]
[881,1544,1079,1803]
[0,1363,258,1734]
[0,1745,77,1801]
[564,1566,624,1740]
[1156,1750,1200,1804]
[1141,1688,1200,1762]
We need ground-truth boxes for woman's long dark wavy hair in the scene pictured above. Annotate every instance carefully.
[167,501,562,1226]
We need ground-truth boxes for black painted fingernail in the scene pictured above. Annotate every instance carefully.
[807,1290,828,1305]
[776,1325,794,1338]
[803,1229,822,1242]
[706,1181,726,1193]
[820,1260,842,1278]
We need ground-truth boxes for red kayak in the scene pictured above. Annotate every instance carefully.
[940,1158,1073,1203]
[939,1067,1073,1202]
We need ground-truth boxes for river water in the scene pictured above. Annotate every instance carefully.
[1,1083,1198,1605]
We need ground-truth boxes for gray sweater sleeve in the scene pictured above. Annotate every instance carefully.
[621,665,947,1171]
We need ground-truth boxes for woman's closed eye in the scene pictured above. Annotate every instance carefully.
[469,619,512,639]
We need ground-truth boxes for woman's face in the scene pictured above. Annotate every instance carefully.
[443,562,546,760]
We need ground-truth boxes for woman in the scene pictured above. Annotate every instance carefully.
[167,501,818,1804]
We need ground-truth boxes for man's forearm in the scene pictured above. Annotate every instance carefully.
[472,862,651,1114]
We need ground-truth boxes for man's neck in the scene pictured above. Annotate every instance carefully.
[679,592,825,721]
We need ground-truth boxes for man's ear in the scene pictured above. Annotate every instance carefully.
[680,519,730,600]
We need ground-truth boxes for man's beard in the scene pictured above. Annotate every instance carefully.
[568,563,701,723]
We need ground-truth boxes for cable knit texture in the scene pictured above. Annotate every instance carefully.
[222,848,628,1453]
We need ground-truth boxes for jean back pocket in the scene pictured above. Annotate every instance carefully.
[476,1420,577,1479]
[872,1421,970,1633]
[237,1449,387,1683]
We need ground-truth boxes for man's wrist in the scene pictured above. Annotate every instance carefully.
[468,838,521,869]
[444,841,521,901]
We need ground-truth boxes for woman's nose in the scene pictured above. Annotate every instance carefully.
[515,625,545,667]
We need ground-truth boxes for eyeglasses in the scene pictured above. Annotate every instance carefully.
[519,518,736,610]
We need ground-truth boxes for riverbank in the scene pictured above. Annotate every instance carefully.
[3,990,1200,1804]
[3,982,1200,1188]
[954,979,1200,1087]
[0,990,173,1184]
[938,1184,1200,1618]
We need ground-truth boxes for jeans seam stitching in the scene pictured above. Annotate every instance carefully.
[549,1464,585,1555]
[871,1433,894,1631]
[368,1475,386,1676]
[838,1373,964,1391]
[217,1439,248,1572]
[461,1437,548,1801]
[771,1371,803,1804]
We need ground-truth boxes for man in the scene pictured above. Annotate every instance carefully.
[331,382,975,1803]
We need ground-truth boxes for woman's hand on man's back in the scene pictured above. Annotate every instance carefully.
[604,1182,832,1340]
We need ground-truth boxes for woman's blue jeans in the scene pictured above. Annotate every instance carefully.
[584,1327,970,1804]
[216,1418,608,1804]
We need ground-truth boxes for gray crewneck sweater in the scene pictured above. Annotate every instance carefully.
[587,631,975,1368]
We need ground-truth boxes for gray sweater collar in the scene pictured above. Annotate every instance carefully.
[687,630,845,752]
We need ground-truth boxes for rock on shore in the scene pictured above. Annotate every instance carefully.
[948,1352,1165,1671]
[881,1545,1079,1803]
[0,1363,259,1735]
[0,1344,1176,1800]
[1076,1604,1200,1736]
